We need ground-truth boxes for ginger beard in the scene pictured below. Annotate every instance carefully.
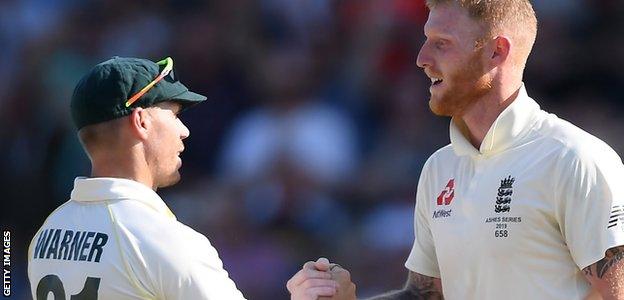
[428,47,493,117]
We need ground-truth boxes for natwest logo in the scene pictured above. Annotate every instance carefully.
[433,209,452,218]
[436,179,455,205]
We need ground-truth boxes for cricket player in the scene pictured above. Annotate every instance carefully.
[28,57,246,299]
[287,0,624,299]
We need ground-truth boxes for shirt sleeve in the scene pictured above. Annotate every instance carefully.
[405,159,441,278]
[555,145,624,270]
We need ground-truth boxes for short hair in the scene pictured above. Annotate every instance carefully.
[426,0,538,67]
[77,117,126,157]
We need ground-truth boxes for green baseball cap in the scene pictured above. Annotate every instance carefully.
[70,56,207,130]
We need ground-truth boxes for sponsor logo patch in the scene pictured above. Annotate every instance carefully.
[433,179,455,219]
[436,179,455,206]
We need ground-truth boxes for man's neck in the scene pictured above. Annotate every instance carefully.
[90,156,155,190]
[457,83,522,149]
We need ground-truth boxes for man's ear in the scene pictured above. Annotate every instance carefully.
[129,107,150,140]
[489,35,511,66]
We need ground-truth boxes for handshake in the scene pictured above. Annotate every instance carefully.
[286,258,357,300]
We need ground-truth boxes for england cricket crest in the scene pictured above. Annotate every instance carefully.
[495,176,514,213]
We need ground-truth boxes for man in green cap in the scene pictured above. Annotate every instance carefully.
[27,57,246,299]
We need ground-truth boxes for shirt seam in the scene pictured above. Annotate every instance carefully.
[106,201,155,300]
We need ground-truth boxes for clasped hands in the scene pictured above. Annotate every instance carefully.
[287,258,357,300]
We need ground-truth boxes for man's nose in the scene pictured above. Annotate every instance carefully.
[416,44,430,69]
[179,120,190,139]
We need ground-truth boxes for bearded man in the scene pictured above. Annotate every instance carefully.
[287,1,624,299]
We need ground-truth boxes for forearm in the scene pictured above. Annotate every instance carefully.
[583,246,624,299]
[366,289,441,300]
[366,290,411,300]
[366,272,443,300]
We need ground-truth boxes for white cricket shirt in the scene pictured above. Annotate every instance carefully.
[406,85,624,299]
[28,177,245,300]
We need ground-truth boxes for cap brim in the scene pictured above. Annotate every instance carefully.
[170,90,207,103]
[168,90,208,112]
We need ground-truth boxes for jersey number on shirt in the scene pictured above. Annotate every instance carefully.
[36,274,100,300]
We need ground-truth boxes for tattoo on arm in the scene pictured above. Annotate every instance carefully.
[583,246,624,297]
[595,247,624,278]
[405,272,443,299]
[584,247,624,280]
[368,272,443,300]
[583,265,593,278]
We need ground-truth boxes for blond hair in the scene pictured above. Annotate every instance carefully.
[427,0,537,67]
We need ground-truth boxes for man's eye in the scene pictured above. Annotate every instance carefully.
[435,40,446,48]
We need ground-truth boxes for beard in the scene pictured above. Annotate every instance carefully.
[149,154,183,189]
[428,48,493,117]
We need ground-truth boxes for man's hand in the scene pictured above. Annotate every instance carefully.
[318,264,356,300]
[287,258,339,300]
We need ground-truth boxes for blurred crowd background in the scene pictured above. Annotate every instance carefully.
[1,0,623,299]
